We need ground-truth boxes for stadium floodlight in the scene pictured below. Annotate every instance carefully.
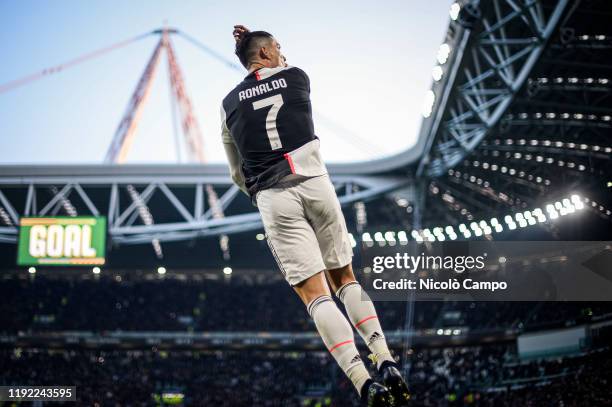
[157,266,167,275]
[562,199,576,214]
[437,43,451,64]
[499,256,507,264]
[384,231,396,242]
[449,2,461,20]
[574,201,584,210]
[92,267,101,275]
[432,65,443,81]
[422,229,435,242]
[349,233,357,248]
[422,90,436,118]
[28,266,36,274]
[396,198,409,207]
[223,267,232,275]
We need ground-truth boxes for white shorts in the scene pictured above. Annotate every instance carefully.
[256,174,354,286]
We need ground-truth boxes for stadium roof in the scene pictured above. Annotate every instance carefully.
[1,0,610,270]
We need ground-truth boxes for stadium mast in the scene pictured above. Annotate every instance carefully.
[103,28,230,260]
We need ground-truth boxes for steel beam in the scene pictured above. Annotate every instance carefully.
[418,0,570,177]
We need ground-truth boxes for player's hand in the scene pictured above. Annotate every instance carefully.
[233,25,250,43]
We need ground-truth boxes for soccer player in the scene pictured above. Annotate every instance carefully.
[220,25,410,406]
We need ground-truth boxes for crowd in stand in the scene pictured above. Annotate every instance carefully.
[1,345,611,406]
[2,275,611,405]
[0,275,608,334]
[1,348,336,406]
[406,345,612,405]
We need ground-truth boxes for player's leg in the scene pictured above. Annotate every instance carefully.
[256,185,391,405]
[296,175,395,367]
[292,271,372,396]
[326,264,411,405]
[325,264,395,369]
[300,174,410,405]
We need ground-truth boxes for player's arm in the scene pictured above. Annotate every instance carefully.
[223,141,248,196]
[221,107,249,196]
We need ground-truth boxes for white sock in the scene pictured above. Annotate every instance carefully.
[336,281,395,369]
[307,294,371,394]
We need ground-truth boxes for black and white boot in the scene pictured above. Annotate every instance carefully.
[379,361,410,406]
[360,379,394,407]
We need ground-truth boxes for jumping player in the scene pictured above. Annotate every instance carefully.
[220,25,410,406]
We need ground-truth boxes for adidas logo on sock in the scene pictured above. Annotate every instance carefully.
[368,331,383,345]
[349,354,362,364]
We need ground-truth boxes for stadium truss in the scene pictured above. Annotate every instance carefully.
[0,166,408,245]
[1,0,611,261]
[418,0,569,177]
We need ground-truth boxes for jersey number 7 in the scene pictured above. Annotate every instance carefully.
[253,94,284,150]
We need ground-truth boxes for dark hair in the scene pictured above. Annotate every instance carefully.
[235,31,274,68]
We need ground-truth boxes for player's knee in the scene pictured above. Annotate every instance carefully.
[326,263,356,292]
[293,271,330,306]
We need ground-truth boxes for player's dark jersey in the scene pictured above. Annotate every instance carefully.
[221,66,327,198]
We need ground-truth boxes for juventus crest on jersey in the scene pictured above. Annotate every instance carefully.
[221,65,327,198]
